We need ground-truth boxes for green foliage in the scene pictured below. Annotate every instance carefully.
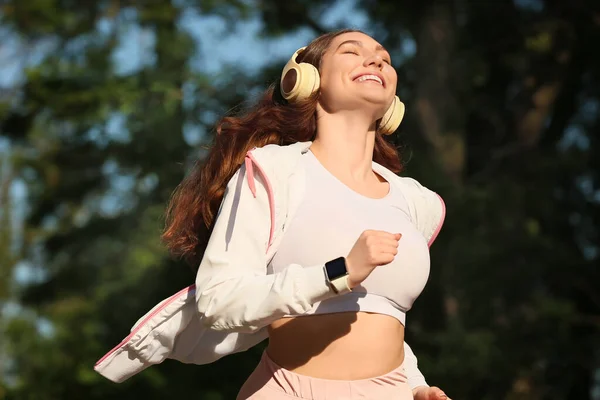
[1,0,599,399]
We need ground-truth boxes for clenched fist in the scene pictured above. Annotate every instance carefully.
[346,230,401,289]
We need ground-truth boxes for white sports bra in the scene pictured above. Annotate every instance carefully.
[268,150,431,325]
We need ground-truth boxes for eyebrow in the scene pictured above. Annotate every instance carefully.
[336,40,389,54]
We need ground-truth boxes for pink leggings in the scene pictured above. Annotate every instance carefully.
[237,352,414,399]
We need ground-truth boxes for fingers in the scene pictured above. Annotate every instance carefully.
[364,233,401,248]
[371,237,401,255]
[378,243,399,256]
[363,230,402,240]
[371,245,398,265]
[363,231,402,266]
[429,386,449,400]
[379,238,400,248]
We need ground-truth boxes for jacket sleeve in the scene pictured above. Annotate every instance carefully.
[403,341,428,389]
[195,163,338,333]
[400,177,446,247]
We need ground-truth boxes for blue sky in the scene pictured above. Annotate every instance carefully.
[0,0,370,87]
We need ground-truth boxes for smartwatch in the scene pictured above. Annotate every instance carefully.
[324,257,352,294]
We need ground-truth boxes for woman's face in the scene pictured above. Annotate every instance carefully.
[317,32,397,118]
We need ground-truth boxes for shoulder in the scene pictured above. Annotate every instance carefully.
[240,141,311,196]
[249,141,311,164]
[397,176,446,246]
[247,141,311,183]
[375,164,446,246]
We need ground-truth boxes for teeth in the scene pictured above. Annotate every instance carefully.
[356,74,383,85]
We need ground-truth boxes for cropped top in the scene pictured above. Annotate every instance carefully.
[269,150,431,325]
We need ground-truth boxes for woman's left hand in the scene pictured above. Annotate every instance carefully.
[413,385,451,400]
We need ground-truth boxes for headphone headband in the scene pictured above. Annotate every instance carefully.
[291,46,306,63]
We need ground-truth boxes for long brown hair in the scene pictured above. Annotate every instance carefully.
[162,29,403,267]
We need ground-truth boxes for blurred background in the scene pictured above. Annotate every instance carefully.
[0,0,599,399]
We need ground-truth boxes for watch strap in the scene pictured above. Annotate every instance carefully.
[330,275,351,294]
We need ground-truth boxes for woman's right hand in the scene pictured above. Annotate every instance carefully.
[345,230,401,289]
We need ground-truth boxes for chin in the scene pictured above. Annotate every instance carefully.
[359,96,391,114]
[357,90,392,103]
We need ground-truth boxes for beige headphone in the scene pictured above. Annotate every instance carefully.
[280,46,405,135]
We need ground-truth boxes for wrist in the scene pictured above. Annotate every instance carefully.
[343,256,359,289]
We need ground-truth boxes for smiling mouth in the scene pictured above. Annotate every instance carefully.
[354,74,384,86]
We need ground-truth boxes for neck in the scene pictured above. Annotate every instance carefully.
[310,110,377,182]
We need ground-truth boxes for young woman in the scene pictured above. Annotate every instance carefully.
[95,29,450,400]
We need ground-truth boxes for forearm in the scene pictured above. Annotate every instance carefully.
[196,263,335,332]
[403,341,428,390]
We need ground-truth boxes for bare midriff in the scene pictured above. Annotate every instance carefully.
[266,312,405,380]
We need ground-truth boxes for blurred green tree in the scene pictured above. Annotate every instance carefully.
[0,0,598,399]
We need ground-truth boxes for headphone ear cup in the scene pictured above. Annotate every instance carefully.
[378,96,405,135]
[281,62,320,102]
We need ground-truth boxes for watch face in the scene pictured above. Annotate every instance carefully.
[326,257,347,280]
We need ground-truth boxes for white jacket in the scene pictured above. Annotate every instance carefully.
[94,141,446,389]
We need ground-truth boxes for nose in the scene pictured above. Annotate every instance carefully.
[364,54,384,69]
